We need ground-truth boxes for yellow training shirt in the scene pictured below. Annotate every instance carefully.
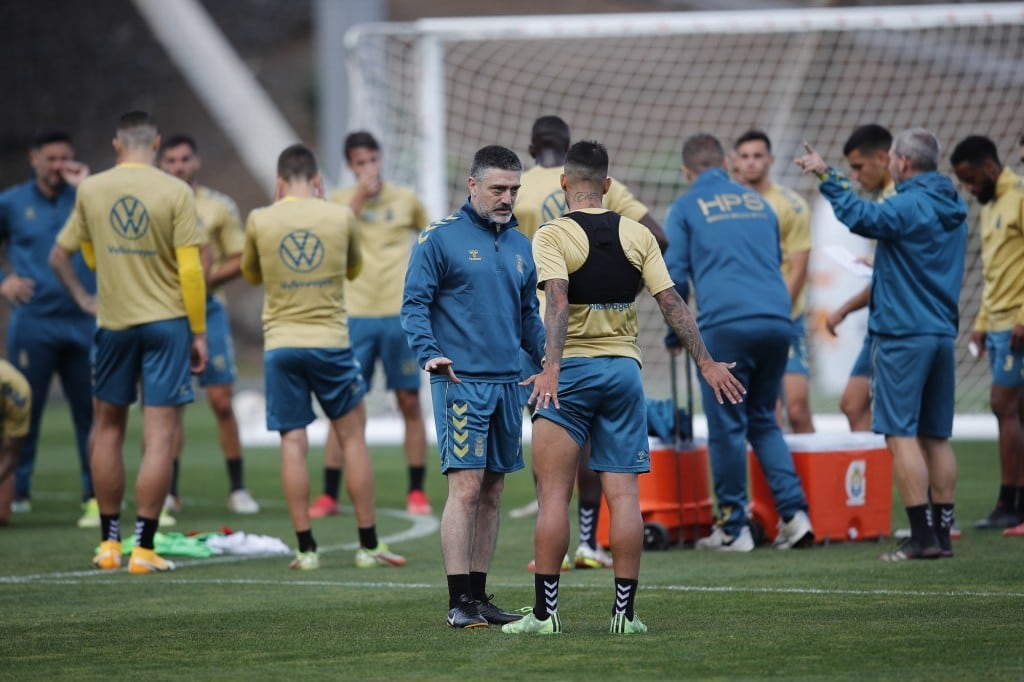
[196,185,244,298]
[242,197,361,350]
[0,359,30,438]
[516,165,649,241]
[330,182,427,317]
[762,183,812,319]
[975,167,1024,332]
[532,208,674,364]
[56,163,201,330]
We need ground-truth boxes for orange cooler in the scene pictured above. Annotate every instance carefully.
[596,438,714,549]
[748,433,892,543]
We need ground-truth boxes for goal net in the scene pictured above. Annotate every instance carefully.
[344,4,1024,421]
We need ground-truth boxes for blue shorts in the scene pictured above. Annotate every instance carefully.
[430,379,524,474]
[264,347,366,432]
[986,329,1024,388]
[850,333,872,378]
[94,318,194,407]
[533,357,650,474]
[198,297,237,387]
[785,314,810,376]
[871,334,955,438]
[349,316,420,392]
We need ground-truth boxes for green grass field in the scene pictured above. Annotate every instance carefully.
[2,403,1023,680]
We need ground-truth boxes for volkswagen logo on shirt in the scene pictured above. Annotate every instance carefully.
[279,229,324,273]
[110,196,150,240]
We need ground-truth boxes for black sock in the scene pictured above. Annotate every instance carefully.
[358,526,378,549]
[998,485,1015,510]
[933,502,955,534]
[1015,487,1024,516]
[296,529,316,553]
[613,577,639,620]
[409,465,426,493]
[170,459,180,497]
[447,574,471,608]
[226,458,244,492]
[101,514,120,543]
[578,501,599,550]
[534,573,559,620]
[906,504,934,543]
[135,516,159,550]
[469,571,488,601]
[324,467,342,500]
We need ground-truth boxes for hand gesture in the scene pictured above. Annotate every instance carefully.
[794,142,828,176]
[970,327,987,358]
[0,274,35,306]
[356,171,382,198]
[1010,325,1024,351]
[60,161,90,187]
[520,367,559,410]
[425,356,461,384]
[825,309,846,337]
[698,359,745,405]
[191,334,208,375]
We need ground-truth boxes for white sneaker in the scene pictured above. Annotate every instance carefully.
[573,543,613,569]
[773,510,814,549]
[228,489,260,514]
[696,525,754,552]
[509,499,539,519]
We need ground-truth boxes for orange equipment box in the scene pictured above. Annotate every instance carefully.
[596,438,714,550]
[748,433,892,544]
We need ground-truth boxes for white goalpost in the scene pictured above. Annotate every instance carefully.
[343,3,1024,429]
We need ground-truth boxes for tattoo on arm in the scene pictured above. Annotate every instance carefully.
[543,279,570,366]
[656,289,711,365]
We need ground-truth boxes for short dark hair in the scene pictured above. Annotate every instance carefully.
[30,128,72,149]
[159,133,198,156]
[734,129,771,153]
[469,145,522,180]
[116,110,158,150]
[949,135,1000,168]
[563,140,609,186]
[843,124,892,157]
[682,133,725,174]
[118,110,157,132]
[343,131,379,161]
[277,144,318,181]
[530,115,571,153]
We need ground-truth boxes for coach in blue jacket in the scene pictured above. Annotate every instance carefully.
[402,145,545,629]
[0,129,96,524]
[664,133,813,553]
[797,128,967,562]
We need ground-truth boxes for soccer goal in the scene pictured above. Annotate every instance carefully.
[344,3,1024,422]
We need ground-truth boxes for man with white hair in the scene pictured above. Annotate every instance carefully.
[797,128,968,562]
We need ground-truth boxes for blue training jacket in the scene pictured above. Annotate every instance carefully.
[819,169,967,337]
[0,179,96,319]
[401,198,545,383]
[663,167,791,334]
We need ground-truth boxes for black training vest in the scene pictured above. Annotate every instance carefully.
[565,210,641,304]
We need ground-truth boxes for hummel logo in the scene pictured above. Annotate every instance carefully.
[543,580,559,611]
[615,584,631,612]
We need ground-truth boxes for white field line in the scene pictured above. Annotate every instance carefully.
[3,571,1023,600]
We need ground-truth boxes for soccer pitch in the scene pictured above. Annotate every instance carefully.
[2,404,1022,680]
